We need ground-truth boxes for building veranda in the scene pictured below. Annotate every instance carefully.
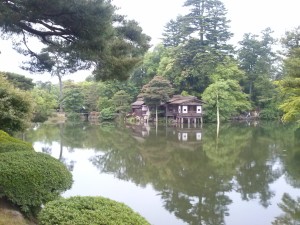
[131,95,204,124]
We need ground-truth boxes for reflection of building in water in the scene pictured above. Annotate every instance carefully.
[167,125,202,143]
[178,131,202,141]
[127,123,151,143]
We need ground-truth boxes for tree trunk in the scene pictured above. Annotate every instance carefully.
[58,74,63,112]
[216,93,220,137]
[155,105,158,135]
[59,123,63,160]
[249,81,253,101]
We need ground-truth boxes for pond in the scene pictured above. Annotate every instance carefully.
[21,121,300,225]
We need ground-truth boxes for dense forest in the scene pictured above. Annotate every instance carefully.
[0,0,299,133]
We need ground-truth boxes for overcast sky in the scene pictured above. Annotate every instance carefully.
[0,0,299,82]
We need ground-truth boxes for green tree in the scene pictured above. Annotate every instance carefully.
[130,44,166,89]
[2,72,34,90]
[278,26,300,123]
[31,87,58,122]
[23,46,91,112]
[63,83,84,113]
[0,74,33,133]
[139,76,174,123]
[162,16,186,47]
[202,61,251,127]
[161,0,234,95]
[0,0,150,80]
[238,28,279,107]
[81,82,103,112]
[111,90,132,115]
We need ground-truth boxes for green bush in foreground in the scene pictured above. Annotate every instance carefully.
[0,151,73,213]
[0,142,34,153]
[38,196,151,225]
[0,130,34,153]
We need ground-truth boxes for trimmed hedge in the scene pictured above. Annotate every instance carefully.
[0,130,34,153]
[0,142,34,153]
[38,196,151,225]
[0,151,73,213]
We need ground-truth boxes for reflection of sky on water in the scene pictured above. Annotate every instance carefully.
[34,142,188,225]
[32,130,300,225]
[225,176,300,225]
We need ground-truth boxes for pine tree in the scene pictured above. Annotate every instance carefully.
[162,0,234,95]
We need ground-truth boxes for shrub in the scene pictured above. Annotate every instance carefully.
[0,142,34,153]
[100,107,116,121]
[38,196,150,225]
[0,75,33,133]
[0,151,73,213]
[0,130,34,153]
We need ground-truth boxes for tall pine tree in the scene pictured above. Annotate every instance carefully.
[162,0,233,95]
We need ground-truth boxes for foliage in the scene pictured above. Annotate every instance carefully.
[238,28,279,106]
[81,82,103,112]
[31,87,58,122]
[98,96,112,112]
[0,142,34,153]
[111,90,132,114]
[160,0,234,94]
[130,44,167,89]
[203,80,251,122]
[0,151,73,213]
[63,83,84,113]
[278,26,300,123]
[38,196,150,225]
[100,107,116,121]
[2,72,35,90]
[202,62,251,122]
[0,0,151,80]
[139,76,174,106]
[0,130,34,153]
[0,74,33,133]
[259,105,282,120]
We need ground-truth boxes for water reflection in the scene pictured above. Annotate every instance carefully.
[21,122,300,225]
[273,193,300,225]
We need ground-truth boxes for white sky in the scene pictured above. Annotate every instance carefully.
[0,0,299,83]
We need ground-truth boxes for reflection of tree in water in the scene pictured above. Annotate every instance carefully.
[233,123,299,208]
[24,121,300,225]
[280,127,300,188]
[273,193,300,225]
[233,125,283,207]
[91,125,233,225]
[42,146,52,154]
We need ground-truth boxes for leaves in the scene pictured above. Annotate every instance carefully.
[0,74,33,133]
[139,76,174,106]
[39,196,150,225]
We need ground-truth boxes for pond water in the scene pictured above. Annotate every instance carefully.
[22,121,300,225]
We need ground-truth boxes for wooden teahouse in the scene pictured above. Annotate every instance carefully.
[165,95,204,124]
[130,98,150,122]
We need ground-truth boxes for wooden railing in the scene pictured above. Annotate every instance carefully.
[166,111,202,117]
